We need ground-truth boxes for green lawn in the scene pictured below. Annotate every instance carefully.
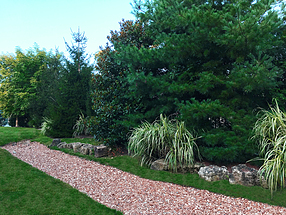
[1,127,286,214]
[0,127,122,215]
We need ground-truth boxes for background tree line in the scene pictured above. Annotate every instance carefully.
[0,30,93,137]
[1,0,285,163]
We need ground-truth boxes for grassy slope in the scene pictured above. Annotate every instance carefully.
[0,127,122,215]
[1,127,286,210]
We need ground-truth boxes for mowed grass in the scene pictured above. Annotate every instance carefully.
[0,127,122,215]
[0,127,41,146]
[1,127,286,212]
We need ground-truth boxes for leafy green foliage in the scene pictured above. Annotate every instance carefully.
[252,100,286,197]
[0,46,50,127]
[128,114,200,172]
[90,20,152,147]
[0,46,64,128]
[28,50,64,128]
[108,0,286,163]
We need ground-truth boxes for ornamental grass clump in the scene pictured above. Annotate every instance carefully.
[40,117,53,136]
[73,112,92,137]
[128,114,200,172]
[252,99,286,197]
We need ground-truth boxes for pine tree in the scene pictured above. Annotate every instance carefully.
[111,0,286,162]
[47,29,93,137]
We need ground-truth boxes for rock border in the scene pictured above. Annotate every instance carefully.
[49,139,108,158]
[50,139,268,189]
[150,159,268,189]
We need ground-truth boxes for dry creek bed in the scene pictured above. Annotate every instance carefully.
[2,141,286,215]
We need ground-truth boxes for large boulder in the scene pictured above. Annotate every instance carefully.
[229,164,268,188]
[65,143,73,149]
[198,165,229,182]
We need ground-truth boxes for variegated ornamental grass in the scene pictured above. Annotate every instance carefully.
[128,114,200,172]
[40,117,53,136]
[252,100,286,197]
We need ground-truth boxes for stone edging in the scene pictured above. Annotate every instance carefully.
[49,138,107,158]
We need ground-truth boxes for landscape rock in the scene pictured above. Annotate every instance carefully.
[21,140,31,145]
[65,143,73,149]
[94,145,107,157]
[150,159,205,173]
[57,142,67,149]
[178,162,205,173]
[49,139,61,148]
[80,144,95,155]
[72,142,84,153]
[150,159,169,171]
[198,165,229,182]
[229,164,268,188]
[53,141,109,158]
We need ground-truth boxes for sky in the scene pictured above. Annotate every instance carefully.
[0,0,136,58]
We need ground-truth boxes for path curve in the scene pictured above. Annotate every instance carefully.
[2,141,286,215]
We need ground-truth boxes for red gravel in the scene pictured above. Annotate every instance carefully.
[2,141,286,215]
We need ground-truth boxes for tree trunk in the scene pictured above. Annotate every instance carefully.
[15,116,19,127]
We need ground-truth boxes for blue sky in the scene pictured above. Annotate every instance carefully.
[0,0,136,57]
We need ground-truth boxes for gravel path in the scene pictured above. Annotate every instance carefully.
[2,141,286,214]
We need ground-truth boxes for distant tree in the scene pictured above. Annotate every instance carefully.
[0,46,51,127]
[28,50,64,128]
[47,29,94,137]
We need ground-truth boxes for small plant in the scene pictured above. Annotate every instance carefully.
[73,113,92,137]
[251,99,286,197]
[128,114,201,172]
[41,117,53,136]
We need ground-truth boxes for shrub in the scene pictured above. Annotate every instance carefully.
[128,114,201,172]
[252,99,286,197]
[41,117,53,136]
[73,113,92,137]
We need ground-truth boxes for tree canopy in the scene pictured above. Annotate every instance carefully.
[92,0,286,162]
[0,46,53,127]
[46,29,94,137]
